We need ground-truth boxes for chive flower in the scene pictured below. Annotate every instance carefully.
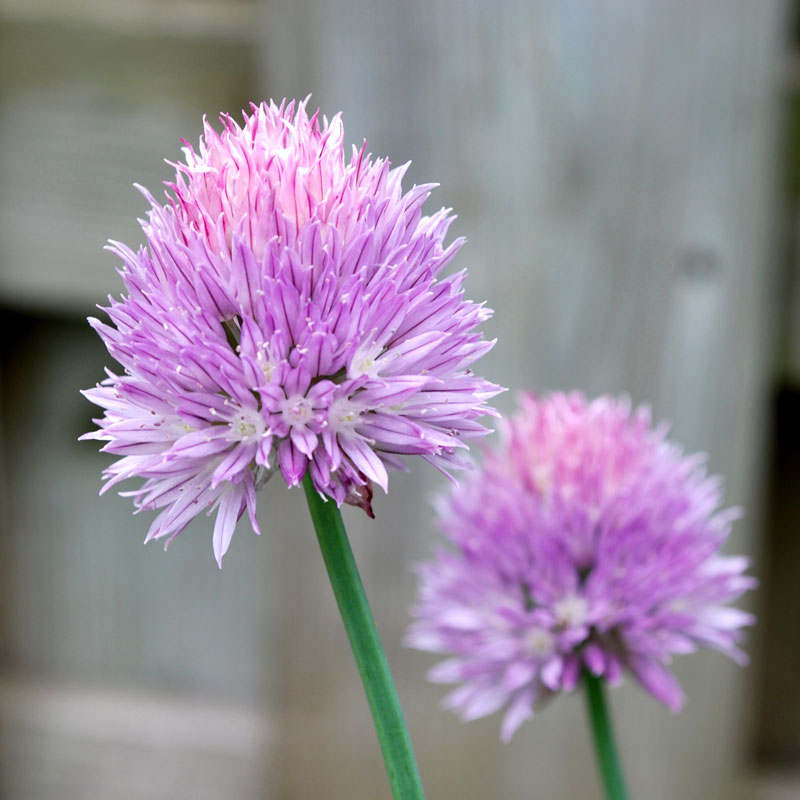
[407,392,755,740]
[82,99,500,565]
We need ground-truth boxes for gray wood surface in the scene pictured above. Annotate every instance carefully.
[0,3,278,798]
[0,677,269,800]
[259,1,787,798]
[0,1,258,314]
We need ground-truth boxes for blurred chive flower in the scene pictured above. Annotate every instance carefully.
[82,99,500,566]
[406,392,755,741]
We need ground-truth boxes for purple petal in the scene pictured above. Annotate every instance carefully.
[213,487,244,567]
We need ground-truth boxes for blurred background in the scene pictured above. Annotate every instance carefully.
[0,0,798,797]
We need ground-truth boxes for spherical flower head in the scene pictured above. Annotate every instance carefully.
[81,99,501,566]
[406,392,755,740]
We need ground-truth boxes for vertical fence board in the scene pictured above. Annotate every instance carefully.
[260,1,786,797]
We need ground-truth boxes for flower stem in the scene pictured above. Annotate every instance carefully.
[583,671,629,800]
[302,474,426,799]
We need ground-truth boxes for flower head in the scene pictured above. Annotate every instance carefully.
[406,392,755,740]
[82,99,500,565]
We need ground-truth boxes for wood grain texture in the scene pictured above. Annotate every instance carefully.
[0,6,259,314]
[0,7,278,796]
[259,1,787,797]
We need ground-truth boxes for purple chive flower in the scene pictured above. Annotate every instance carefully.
[81,99,500,566]
[407,392,755,741]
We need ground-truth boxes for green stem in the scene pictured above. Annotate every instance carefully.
[302,474,426,799]
[583,671,629,800]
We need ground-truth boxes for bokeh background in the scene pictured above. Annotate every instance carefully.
[1,0,798,798]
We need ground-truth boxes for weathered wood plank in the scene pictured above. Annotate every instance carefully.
[260,1,786,797]
[0,6,278,796]
[0,677,270,800]
[0,6,259,314]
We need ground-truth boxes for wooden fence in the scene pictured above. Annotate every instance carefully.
[0,1,794,797]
